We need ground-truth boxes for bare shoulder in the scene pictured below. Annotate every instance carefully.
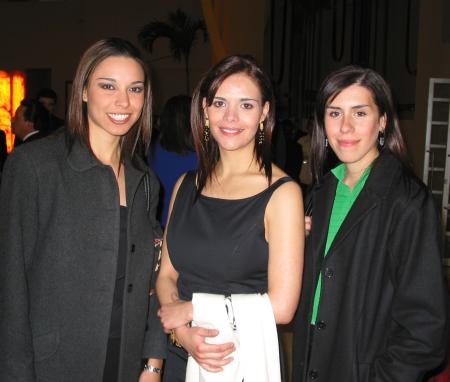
[270,164,302,200]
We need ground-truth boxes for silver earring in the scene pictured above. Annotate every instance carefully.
[325,138,328,148]
[379,131,385,147]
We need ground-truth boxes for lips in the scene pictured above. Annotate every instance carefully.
[219,127,244,136]
[338,139,359,148]
[107,113,131,124]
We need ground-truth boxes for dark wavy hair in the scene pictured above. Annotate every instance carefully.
[311,65,408,183]
[191,54,275,193]
[66,37,152,159]
[159,95,193,154]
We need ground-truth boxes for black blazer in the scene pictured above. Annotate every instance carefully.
[293,150,448,382]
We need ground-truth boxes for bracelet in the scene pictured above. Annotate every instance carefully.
[170,329,183,348]
[143,363,162,374]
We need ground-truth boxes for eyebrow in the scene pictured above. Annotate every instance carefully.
[214,96,260,103]
[326,104,369,109]
[95,77,144,84]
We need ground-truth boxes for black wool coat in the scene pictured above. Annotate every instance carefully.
[293,150,448,382]
[0,131,166,382]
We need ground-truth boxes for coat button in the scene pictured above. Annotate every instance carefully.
[309,369,319,379]
[324,268,334,278]
[127,284,133,293]
[316,321,326,330]
[131,244,136,252]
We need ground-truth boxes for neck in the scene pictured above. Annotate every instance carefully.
[343,149,379,189]
[89,130,121,169]
[216,146,260,177]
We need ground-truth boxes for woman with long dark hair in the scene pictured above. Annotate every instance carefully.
[293,66,448,381]
[0,38,165,382]
[156,55,304,381]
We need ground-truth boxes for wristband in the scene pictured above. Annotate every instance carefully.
[143,363,162,374]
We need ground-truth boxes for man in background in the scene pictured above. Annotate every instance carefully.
[36,88,64,134]
[12,99,49,147]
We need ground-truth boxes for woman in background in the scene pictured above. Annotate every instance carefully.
[149,95,197,226]
[157,55,304,381]
[0,38,165,382]
[293,65,447,382]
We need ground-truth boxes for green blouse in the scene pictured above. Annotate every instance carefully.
[311,163,372,324]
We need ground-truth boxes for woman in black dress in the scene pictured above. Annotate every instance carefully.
[157,55,304,380]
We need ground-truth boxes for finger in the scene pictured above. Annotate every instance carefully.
[196,355,234,368]
[198,362,223,372]
[195,327,219,337]
[198,342,235,356]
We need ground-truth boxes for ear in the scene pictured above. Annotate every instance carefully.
[379,113,387,132]
[260,101,270,123]
[82,88,88,102]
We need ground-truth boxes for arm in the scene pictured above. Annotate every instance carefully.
[140,171,165,380]
[371,190,448,381]
[0,150,38,381]
[156,174,235,372]
[265,181,304,324]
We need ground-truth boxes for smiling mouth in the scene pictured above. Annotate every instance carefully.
[220,127,244,135]
[107,113,131,123]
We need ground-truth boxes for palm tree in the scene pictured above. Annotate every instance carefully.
[138,9,208,94]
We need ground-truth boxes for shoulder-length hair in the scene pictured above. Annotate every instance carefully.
[311,65,408,184]
[191,54,275,193]
[66,37,152,159]
[159,95,194,154]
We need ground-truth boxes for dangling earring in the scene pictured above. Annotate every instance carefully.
[203,118,210,143]
[258,121,264,145]
[325,137,328,148]
[378,130,385,147]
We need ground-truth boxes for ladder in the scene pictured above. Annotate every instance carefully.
[423,78,450,269]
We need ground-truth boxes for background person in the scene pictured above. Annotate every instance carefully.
[36,87,65,134]
[292,65,448,382]
[0,38,165,382]
[11,99,49,146]
[148,95,197,226]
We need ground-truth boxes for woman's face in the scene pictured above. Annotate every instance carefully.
[83,56,145,143]
[324,84,386,171]
[204,72,269,153]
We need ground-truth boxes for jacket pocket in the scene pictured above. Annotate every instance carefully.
[33,330,60,362]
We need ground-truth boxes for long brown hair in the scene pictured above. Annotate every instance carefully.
[311,65,408,184]
[191,55,275,194]
[66,37,152,158]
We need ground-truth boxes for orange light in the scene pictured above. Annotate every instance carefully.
[0,70,25,152]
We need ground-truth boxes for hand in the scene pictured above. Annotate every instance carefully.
[305,216,312,236]
[138,370,160,382]
[175,325,235,372]
[158,300,193,333]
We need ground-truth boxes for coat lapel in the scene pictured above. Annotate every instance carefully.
[324,150,399,259]
[311,175,337,278]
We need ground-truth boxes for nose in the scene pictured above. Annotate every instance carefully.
[340,112,354,133]
[115,89,130,108]
[223,104,238,122]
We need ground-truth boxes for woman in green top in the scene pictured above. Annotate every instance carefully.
[293,66,448,382]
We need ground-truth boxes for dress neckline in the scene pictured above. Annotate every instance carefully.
[197,176,291,202]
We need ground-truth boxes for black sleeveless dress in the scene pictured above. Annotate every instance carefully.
[163,172,292,381]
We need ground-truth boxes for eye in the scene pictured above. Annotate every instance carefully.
[241,103,254,110]
[328,110,341,118]
[212,100,225,108]
[355,111,367,117]
[129,86,144,93]
[99,83,115,90]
